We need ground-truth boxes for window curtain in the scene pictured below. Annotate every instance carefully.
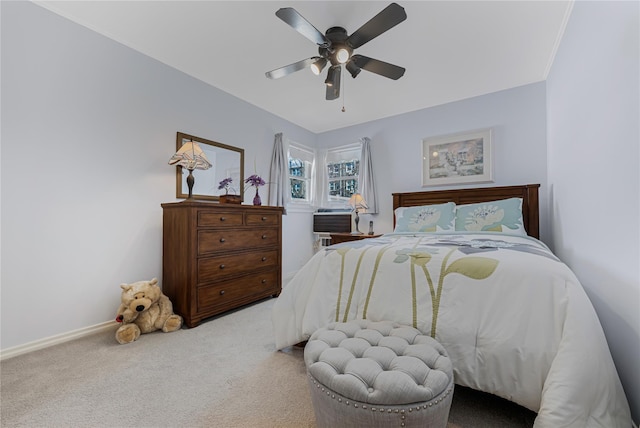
[359,137,378,214]
[268,133,289,214]
[315,148,328,209]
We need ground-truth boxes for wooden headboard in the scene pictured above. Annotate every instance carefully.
[392,184,540,239]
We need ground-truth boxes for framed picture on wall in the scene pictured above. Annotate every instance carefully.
[422,128,493,186]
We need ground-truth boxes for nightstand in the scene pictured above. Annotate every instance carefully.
[329,232,382,245]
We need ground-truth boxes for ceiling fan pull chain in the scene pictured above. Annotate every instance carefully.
[341,67,346,112]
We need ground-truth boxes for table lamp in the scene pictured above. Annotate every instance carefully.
[168,140,212,199]
[348,193,368,235]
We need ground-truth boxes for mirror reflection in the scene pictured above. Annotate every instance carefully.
[175,132,244,201]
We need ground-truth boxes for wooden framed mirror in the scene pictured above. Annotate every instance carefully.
[175,132,244,201]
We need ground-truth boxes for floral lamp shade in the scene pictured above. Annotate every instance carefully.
[348,193,368,235]
[169,141,212,199]
[348,193,368,213]
[169,141,212,171]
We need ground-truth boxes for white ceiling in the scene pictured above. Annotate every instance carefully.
[35,1,573,134]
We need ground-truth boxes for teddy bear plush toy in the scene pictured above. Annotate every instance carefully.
[115,278,183,344]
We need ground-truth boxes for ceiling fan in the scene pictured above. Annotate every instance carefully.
[265,3,407,101]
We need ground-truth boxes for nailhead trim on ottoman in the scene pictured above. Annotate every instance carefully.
[304,320,454,428]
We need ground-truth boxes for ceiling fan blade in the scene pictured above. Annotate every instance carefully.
[351,55,405,80]
[265,57,317,79]
[325,65,341,100]
[276,8,331,47]
[346,3,407,49]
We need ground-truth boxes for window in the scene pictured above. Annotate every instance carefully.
[288,143,315,203]
[326,144,361,202]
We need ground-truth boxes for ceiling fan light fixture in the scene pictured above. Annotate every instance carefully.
[325,65,340,87]
[310,57,327,75]
[335,47,350,64]
[346,60,361,78]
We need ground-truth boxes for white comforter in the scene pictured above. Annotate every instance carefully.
[272,232,631,427]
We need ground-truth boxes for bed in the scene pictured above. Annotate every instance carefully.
[272,184,631,427]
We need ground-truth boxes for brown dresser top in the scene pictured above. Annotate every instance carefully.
[161,200,284,213]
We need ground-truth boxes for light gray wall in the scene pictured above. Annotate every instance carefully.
[1,1,315,350]
[547,1,639,422]
[317,82,549,242]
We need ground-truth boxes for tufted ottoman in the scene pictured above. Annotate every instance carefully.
[304,320,454,428]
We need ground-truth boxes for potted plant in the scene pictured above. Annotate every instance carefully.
[218,177,241,204]
[244,174,266,206]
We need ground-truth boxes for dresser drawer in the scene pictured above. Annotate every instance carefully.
[198,211,243,227]
[198,249,279,282]
[246,212,280,226]
[198,229,279,254]
[197,270,279,311]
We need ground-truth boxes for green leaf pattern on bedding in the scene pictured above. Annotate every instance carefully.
[410,246,498,337]
[335,237,498,338]
[337,246,372,322]
[360,244,395,322]
[334,247,350,323]
[445,256,500,278]
[410,252,433,329]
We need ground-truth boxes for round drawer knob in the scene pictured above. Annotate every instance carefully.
[262,234,267,239]
[262,216,267,221]
[219,264,225,269]
[220,217,226,221]
[220,238,226,243]
[220,290,225,295]
[261,257,267,261]
[261,279,267,284]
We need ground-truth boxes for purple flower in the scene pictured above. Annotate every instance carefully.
[218,177,233,192]
[245,174,265,187]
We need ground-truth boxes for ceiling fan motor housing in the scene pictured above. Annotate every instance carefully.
[320,27,352,65]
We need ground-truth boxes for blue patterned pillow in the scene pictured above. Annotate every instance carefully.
[455,197,526,235]
[394,202,456,233]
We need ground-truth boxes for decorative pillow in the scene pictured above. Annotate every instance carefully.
[455,197,526,235]
[394,202,456,233]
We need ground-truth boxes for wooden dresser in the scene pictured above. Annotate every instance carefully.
[161,201,284,327]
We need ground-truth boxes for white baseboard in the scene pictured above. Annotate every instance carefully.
[1,271,302,361]
[0,320,117,361]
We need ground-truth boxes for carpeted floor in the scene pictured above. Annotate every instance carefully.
[1,298,535,427]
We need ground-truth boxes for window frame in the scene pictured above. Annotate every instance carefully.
[324,142,362,207]
[287,141,315,207]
